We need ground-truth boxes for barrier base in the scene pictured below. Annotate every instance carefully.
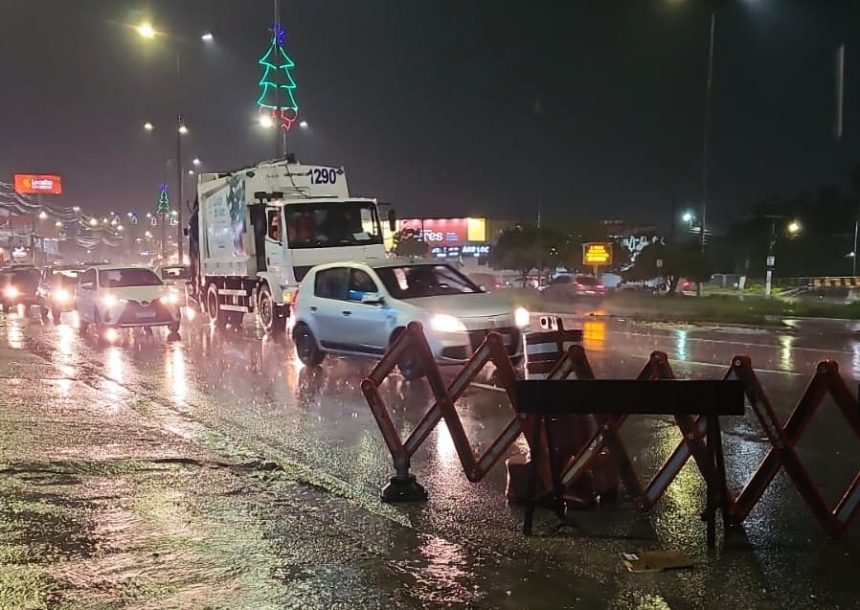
[381,474,428,503]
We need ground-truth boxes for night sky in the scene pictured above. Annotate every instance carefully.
[1,0,859,232]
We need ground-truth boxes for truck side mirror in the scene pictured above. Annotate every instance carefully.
[388,209,396,233]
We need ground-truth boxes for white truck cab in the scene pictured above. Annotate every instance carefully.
[188,156,393,334]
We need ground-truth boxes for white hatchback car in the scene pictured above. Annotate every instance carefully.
[75,265,182,336]
[292,260,529,379]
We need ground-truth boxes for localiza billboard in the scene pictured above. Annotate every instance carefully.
[14,174,63,195]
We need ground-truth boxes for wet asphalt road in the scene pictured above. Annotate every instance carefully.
[1,304,859,609]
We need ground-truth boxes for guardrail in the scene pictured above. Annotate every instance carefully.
[360,323,860,541]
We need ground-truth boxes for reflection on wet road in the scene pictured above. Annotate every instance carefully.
[3,308,859,608]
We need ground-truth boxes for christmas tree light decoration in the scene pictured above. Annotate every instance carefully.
[256,24,299,131]
[156,183,170,215]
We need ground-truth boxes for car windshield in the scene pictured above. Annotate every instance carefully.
[284,201,383,249]
[2,270,39,288]
[376,265,480,299]
[99,268,162,288]
[54,271,81,288]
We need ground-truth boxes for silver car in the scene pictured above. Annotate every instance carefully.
[292,260,529,379]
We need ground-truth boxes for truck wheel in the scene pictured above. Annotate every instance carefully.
[293,323,324,366]
[258,284,286,335]
[206,284,227,327]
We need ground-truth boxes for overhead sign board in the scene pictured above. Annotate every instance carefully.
[14,174,63,195]
[583,242,612,266]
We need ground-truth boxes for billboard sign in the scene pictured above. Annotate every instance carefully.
[399,217,487,245]
[583,242,612,266]
[14,174,63,195]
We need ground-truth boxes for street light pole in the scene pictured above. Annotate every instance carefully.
[700,10,716,255]
[175,46,185,264]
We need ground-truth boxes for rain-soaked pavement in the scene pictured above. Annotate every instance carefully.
[0,304,858,609]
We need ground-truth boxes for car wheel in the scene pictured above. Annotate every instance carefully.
[293,323,325,366]
[391,329,424,381]
[258,284,286,335]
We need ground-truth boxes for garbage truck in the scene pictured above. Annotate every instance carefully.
[187,156,393,335]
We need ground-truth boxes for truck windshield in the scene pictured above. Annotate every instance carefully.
[283,202,383,249]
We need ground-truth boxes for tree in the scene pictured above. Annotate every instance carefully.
[624,242,711,294]
[392,228,429,258]
[488,224,563,285]
[256,25,299,130]
[156,183,170,215]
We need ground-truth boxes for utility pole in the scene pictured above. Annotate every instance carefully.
[700,10,716,255]
[176,46,185,264]
[273,0,286,159]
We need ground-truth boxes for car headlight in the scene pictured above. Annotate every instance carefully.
[102,294,123,307]
[430,313,467,333]
[53,288,70,303]
[4,286,19,299]
[160,292,179,305]
[514,307,530,329]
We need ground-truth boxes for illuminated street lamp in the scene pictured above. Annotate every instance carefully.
[144,121,154,132]
[38,211,48,220]
[259,114,275,129]
[192,158,201,167]
[299,120,309,129]
[136,21,156,39]
[89,218,98,227]
[201,32,214,42]
[765,217,803,297]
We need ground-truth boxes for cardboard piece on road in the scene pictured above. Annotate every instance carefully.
[620,550,693,573]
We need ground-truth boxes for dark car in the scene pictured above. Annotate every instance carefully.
[0,266,41,311]
[36,266,85,322]
[541,274,607,300]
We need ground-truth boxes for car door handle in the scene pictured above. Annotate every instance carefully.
[310,306,317,312]
[342,311,352,317]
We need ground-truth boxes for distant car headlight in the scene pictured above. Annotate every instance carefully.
[430,313,467,333]
[514,307,530,329]
[160,292,179,305]
[53,288,70,304]
[4,286,20,300]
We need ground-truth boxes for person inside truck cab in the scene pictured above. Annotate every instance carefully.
[269,214,280,241]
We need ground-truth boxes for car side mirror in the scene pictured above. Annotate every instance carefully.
[387,209,396,233]
[361,293,385,306]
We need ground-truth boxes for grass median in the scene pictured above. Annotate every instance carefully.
[513,289,860,326]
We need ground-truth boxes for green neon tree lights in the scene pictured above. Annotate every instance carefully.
[156,183,170,215]
[257,25,299,131]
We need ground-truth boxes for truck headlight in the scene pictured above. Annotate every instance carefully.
[431,313,467,333]
[514,307,530,329]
